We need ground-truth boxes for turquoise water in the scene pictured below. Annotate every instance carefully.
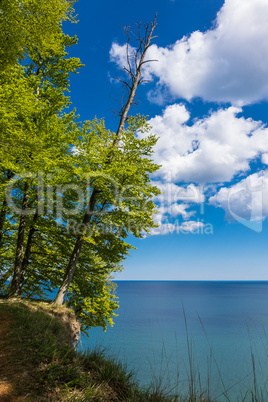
[81,281,268,399]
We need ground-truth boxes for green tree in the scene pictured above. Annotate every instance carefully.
[0,0,82,295]
[54,16,159,305]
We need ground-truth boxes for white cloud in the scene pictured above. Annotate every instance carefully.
[111,0,268,105]
[262,153,268,165]
[169,203,193,219]
[209,170,268,222]
[159,203,195,219]
[150,182,205,235]
[110,42,136,71]
[140,104,268,183]
[154,181,205,205]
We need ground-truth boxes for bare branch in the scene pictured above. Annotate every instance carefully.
[138,78,151,85]
[123,66,135,79]
[140,59,158,65]
[113,14,158,146]
[114,77,132,91]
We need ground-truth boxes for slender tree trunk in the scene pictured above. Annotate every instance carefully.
[10,63,42,295]
[18,209,38,294]
[0,171,15,248]
[54,17,157,305]
[0,198,8,248]
[53,188,98,304]
[9,183,29,297]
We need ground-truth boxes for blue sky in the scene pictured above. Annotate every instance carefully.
[65,0,268,280]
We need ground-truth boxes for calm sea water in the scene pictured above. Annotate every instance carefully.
[80,281,268,400]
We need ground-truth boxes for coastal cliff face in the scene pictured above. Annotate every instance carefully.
[23,300,82,347]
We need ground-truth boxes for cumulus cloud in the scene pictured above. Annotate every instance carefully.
[209,170,268,223]
[148,179,208,235]
[262,153,268,165]
[110,42,136,70]
[111,0,268,105]
[148,181,206,235]
[154,181,205,205]
[138,104,268,183]
[156,204,193,220]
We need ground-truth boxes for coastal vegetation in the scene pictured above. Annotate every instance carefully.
[0,299,183,400]
[0,0,159,331]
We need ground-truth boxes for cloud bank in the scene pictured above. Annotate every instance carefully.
[141,104,268,233]
[140,104,268,184]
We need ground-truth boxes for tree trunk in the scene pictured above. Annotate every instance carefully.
[54,188,98,304]
[18,209,38,294]
[53,17,157,305]
[0,171,15,248]
[0,198,8,248]
[10,61,42,295]
[9,183,29,297]
[53,234,84,305]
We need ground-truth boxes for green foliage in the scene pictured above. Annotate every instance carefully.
[0,0,77,71]
[16,115,160,330]
[0,0,82,177]
[0,0,160,332]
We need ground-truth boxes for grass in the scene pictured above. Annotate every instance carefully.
[0,299,184,401]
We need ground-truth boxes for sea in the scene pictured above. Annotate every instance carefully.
[80,281,268,400]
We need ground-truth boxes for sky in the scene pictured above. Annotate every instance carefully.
[64,0,268,280]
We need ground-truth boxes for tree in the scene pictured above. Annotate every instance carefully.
[0,0,83,296]
[54,16,159,305]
